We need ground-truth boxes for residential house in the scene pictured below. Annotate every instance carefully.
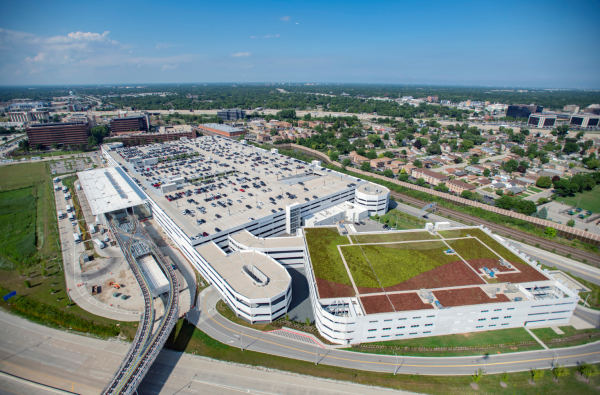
[411,168,450,186]
[447,179,477,194]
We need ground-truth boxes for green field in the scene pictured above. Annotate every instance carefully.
[341,241,455,288]
[353,230,439,244]
[304,227,353,286]
[445,237,500,261]
[0,162,137,340]
[558,184,600,213]
[376,208,427,230]
[0,188,38,268]
[439,228,526,264]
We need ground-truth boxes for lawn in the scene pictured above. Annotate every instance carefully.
[528,187,543,193]
[304,227,354,297]
[346,327,541,356]
[352,231,439,244]
[439,228,526,265]
[531,326,600,349]
[558,184,600,213]
[341,241,457,290]
[0,162,137,340]
[164,319,600,395]
[445,237,500,261]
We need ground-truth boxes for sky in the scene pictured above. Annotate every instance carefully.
[0,0,599,88]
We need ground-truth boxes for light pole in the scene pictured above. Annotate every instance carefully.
[315,343,318,365]
[394,352,398,375]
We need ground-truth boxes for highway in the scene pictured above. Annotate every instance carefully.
[0,311,409,395]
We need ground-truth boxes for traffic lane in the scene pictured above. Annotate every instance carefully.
[517,246,600,284]
[195,290,600,375]
[574,308,600,327]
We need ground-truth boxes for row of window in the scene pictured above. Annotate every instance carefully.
[478,316,511,321]
[368,323,434,332]
[369,315,434,324]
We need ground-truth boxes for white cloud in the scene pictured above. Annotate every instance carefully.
[231,52,251,57]
[280,16,290,22]
[0,28,198,82]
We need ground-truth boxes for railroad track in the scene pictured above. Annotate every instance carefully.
[102,212,179,395]
[390,191,600,266]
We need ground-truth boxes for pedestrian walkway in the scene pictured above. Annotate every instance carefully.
[525,327,549,350]
[267,328,325,348]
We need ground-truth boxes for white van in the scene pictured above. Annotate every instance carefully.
[89,224,97,234]
[73,233,81,243]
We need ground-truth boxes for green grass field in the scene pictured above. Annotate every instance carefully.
[558,184,600,213]
[0,162,137,340]
[445,238,500,261]
[353,231,439,244]
[341,241,455,288]
[439,228,526,264]
[304,227,353,286]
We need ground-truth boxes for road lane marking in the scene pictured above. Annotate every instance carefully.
[202,289,600,370]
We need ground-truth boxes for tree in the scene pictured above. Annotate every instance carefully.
[515,199,537,215]
[495,189,504,196]
[35,143,43,150]
[537,207,548,219]
[483,168,490,177]
[413,159,423,168]
[531,368,544,382]
[567,219,575,227]
[416,178,426,186]
[578,362,598,379]
[434,183,449,192]
[563,142,579,154]
[19,139,30,152]
[469,157,480,165]
[360,162,371,172]
[504,159,518,173]
[365,150,378,160]
[383,151,395,158]
[383,169,394,178]
[461,140,474,149]
[454,157,463,164]
[413,139,422,149]
[427,143,441,155]
[342,158,352,167]
[398,173,409,182]
[516,165,526,173]
[383,133,389,140]
[329,151,339,162]
[545,227,557,237]
[51,142,59,150]
[495,195,514,209]
[552,365,568,382]
[553,179,578,196]
[576,131,585,139]
[88,135,98,147]
[587,159,600,170]
[24,280,31,288]
[269,128,277,136]
[461,190,473,199]
[536,176,552,188]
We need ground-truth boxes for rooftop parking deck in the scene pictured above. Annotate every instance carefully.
[107,137,366,239]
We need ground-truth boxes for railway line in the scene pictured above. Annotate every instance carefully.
[102,210,179,395]
[390,191,600,265]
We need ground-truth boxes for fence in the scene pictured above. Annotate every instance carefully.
[277,143,600,246]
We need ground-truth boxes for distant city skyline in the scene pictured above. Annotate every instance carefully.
[1,0,599,88]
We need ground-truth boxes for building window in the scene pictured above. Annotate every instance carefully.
[507,308,515,310]
[413,317,421,319]
[409,332,417,335]
[427,315,435,318]
[481,310,489,313]
[382,335,390,338]
[502,323,509,326]
[425,323,433,327]
[383,327,391,331]
[494,309,501,311]
[398,318,407,321]
[397,326,405,329]
[489,324,496,327]
[478,318,486,321]
[491,317,499,320]
[368,329,377,332]
[424,331,431,334]
[395,334,404,337]
[369,320,378,323]
[384,319,393,322]
[476,326,483,328]
[411,324,419,328]
[367,336,375,339]
[504,316,512,319]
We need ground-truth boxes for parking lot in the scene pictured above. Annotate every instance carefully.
[107,136,365,239]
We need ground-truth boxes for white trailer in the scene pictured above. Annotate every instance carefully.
[73,233,81,243]
[68,213,75,221]
[57,211,64,219]
[62,186,68,192]
[66,205,72,212]
[93,238,105,249]
[89,224,97,234]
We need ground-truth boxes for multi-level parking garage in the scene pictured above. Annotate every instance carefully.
[101,136,389,323]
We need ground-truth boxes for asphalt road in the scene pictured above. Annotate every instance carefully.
[190,287,600,377]
[0,311,411,395]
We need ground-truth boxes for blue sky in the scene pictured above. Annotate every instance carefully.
[0,0,599,87]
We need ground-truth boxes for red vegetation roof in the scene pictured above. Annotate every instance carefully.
[433,287,510,308]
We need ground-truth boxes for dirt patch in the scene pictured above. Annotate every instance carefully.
[384,261,485,292]
[359,294,395,314]
[388,292,434,312]
[315,278,355,299]
[433,287,510,307]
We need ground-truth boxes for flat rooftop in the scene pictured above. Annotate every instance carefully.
[230,229,305,249]
[106,137,366,238]
[304,226,555,315]
[77,167,146,215]
[196,243,290,299]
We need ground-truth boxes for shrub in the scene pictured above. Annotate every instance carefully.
[472,368,485,383]
[24,280,30,288]
[579,362,598,378]
[552,364,568,379]
[531,368,544,381]
[501,372,509,383]
[545,227,557,238]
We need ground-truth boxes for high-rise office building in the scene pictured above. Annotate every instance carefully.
[109,114,150,134]
[506,104,543,119]
[217,109,246,121]
[26,122,90,148]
